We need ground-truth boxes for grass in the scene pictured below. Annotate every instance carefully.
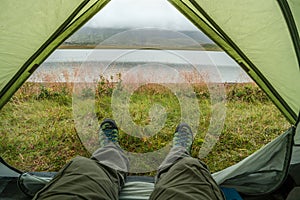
[0,80,291,174]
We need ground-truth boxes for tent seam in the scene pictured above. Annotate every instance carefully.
[0,0,90,107]
[182,0,297,123]
[276,0,300,71]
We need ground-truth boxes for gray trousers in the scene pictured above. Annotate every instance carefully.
[33,143,224,200]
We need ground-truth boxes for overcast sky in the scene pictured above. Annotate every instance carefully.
[86,0,198,30]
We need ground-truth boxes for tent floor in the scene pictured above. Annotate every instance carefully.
[0,177,296,200]
[0,174,154,200]
[0,177,29,200]
[0,169,299,200]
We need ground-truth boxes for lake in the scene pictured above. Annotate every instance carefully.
[28,49,252,83]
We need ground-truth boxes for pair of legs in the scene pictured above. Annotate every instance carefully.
[33,119,224,200]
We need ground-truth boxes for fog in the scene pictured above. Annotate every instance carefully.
[86,0,198,30]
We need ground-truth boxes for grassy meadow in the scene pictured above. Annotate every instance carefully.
[0,77,291,174]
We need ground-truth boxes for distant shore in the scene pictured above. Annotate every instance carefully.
[59,44,222,51]
[31,48,251,83]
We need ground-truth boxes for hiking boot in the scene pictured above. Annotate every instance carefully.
[173,123,194,154]
[99,119,119,146]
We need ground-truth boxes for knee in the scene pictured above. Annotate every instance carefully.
[71,156,92,165]
[176,157,209,171]
[65,156,103,173]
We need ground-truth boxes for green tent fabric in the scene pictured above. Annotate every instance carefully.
[0,0,109,110]
[212,126,294,194]
[169,0,300,124]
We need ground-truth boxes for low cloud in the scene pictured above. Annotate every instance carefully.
[86,0,198,30]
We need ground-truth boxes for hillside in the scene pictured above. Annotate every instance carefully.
[62,27,221,50]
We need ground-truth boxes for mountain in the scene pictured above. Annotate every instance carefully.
[63,27,220,50]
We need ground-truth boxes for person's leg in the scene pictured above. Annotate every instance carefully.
[91,119,129,188]
[150,123,225,200]
[34,119,129,200]
[91,143,129,184]
[33,156,123,200]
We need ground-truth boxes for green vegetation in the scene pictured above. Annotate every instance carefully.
[0,80,290,174]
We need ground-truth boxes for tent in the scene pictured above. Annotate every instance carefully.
[0,0,300,199]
